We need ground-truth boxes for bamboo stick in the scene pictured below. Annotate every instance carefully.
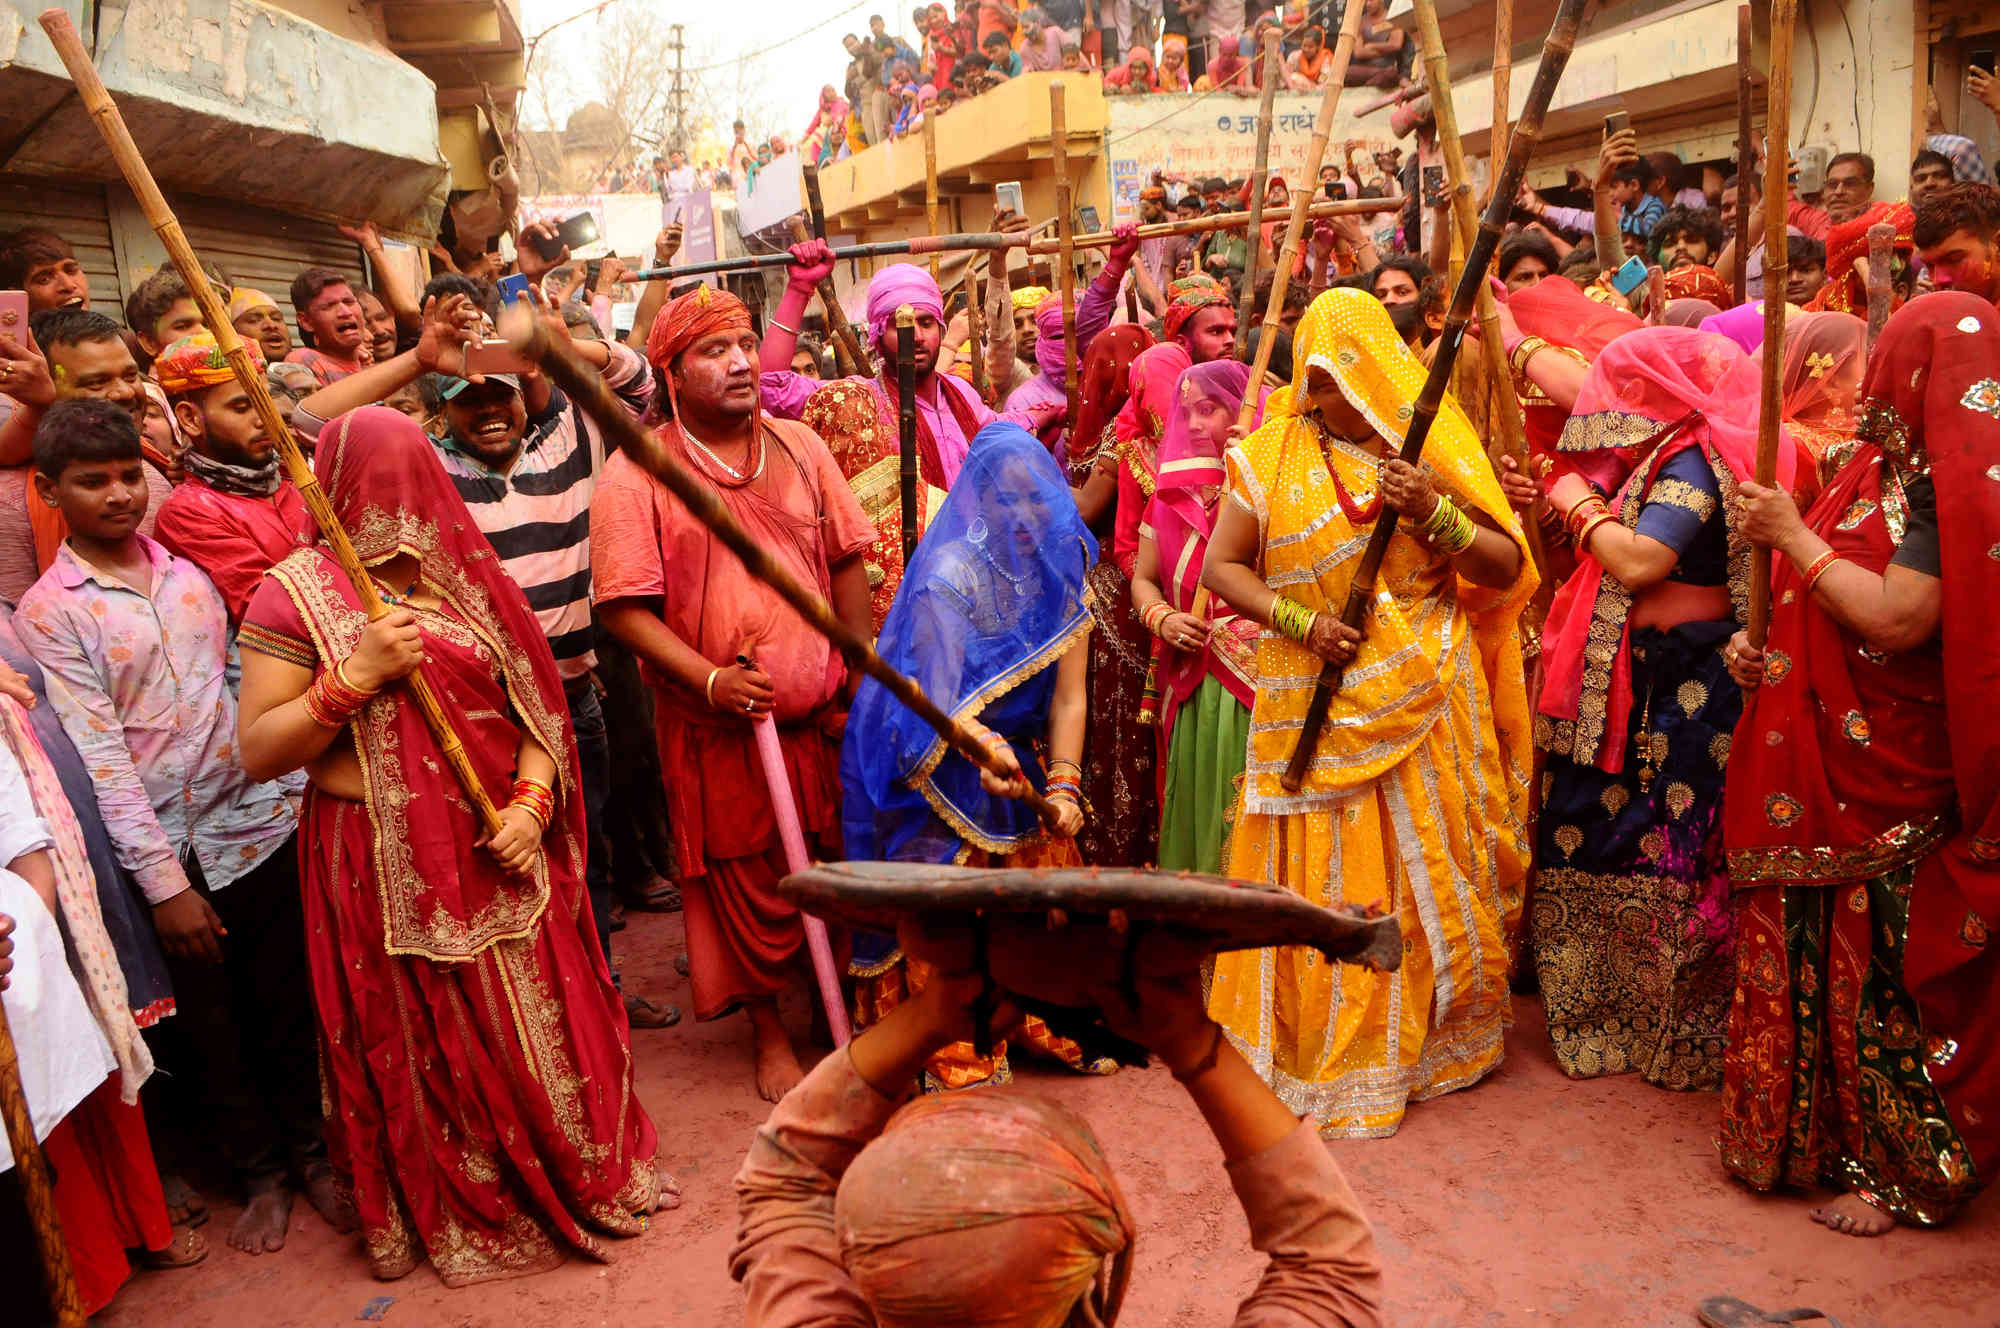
[1233,29,1286,361]
[1236,0,1368,432]
[1026,195,1403,254]
[1747,0,1797,650]
[799,164,871,374]
[1864,221,1894,355]
[786,215,860,376]
[964,266,989,402]
[505,315,1059,824]
[1409,0,1546,575]
[923,111,941,280]
[36,6,501,836]
[631,231,1021,282]
[1734,3,1753,309]
[1491,0,1515,203]
[1281,0,1589,794]
[1051,82,1080,437]
[0,1001,85,1326]
[896,306,919,561]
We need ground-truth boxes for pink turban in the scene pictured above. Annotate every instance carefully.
[834,1089,1134,1327]
[1032,293,1067,378]
[867,263,945,351]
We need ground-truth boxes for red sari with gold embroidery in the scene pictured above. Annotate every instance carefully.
[1719,296,2000,1225]
[241,408,657,1284]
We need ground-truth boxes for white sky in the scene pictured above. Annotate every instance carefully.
[521,0,906,156]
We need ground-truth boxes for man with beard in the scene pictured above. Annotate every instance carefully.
[228,288,293,361]
[1136,184,1194,302]
[0,310,177,596]
[150,332,317,628]
[1820,151,1876,226]
[593,285,873,1101]
[1370,255,1432,347]
[291,285,675,1027]
[1653,204,1730,306]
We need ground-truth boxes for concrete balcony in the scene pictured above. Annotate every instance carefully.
[0,0,449,231]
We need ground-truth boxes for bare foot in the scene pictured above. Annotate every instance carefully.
[302,1163,359,1234]
[160,1174,209,1228]
[653,1172,683,1214]
[749,1003,804,1102]
[228,1184,293,1254]
[1811,1193,1894,1238]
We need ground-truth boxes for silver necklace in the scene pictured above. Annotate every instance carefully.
[681,420,764,482]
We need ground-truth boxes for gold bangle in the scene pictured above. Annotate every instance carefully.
[704,666,722,708]
[1508,335,1550,381]
[1573,511,1616,552]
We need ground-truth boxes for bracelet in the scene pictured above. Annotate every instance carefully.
[1563,494,1610,538]
[767,315,799,336]
[333,657,380,699]
[1421,493,1479,556]
[1169,1022,1226,1084]
[1508,335,1551,381]
[509,776,556,830]
[1140,600,1174,637]
[1045,759,1083,781]
[1045,774,1083,798]
[704,666,722,709]
[303,660,376,728]
[1270,595,1318,646]
[1573,511,1616,553]
[1800,549,1842,593]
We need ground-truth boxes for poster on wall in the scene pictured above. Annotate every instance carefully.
[1103,93,1408,223]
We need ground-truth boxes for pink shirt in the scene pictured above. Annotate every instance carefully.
[732,1047,1386,1327]
[16,537,295,903]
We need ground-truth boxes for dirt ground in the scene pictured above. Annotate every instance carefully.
[100,909,2000,1327]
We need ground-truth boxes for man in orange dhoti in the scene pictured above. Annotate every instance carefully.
[593,287,874,1100]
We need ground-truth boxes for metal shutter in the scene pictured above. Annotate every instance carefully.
[175,197,367,334]
[0,176,120,323]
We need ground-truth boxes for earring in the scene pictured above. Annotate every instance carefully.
[966,516,989,546]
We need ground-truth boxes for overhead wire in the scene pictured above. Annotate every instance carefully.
[682,1,874,74]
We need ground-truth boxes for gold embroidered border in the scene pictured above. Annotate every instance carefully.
[1727,813,1954,887]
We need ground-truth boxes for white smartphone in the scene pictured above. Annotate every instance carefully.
[996,181,1025,216]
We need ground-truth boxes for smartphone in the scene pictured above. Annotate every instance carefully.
[464,340,533,376]
[1972,49,1996,75]
[1076,204,1101,233]
[995,180,1025,216]
[557,211,600,251]
[0,289,27,342]
[496,273,532,306]
[1610,254,1648,297]
[1603,110,1630,137]
[585,258,604,289]
[1323,179,1349,201]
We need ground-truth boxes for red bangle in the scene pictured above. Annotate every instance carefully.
[1800,549,1842,593]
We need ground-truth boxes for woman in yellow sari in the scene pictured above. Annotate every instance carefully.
[1202,289,1539,1136]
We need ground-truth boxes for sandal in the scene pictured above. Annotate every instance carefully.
[624,992,682,1029]
[1697,1296,1845,1328]
[137,1225,209,1270]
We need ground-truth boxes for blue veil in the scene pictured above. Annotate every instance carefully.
[841,422,1098,869]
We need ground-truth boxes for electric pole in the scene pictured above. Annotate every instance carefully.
[667,23,687,153]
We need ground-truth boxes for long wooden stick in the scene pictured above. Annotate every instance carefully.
[506,315,1059,824]
[1491,0,1515,204]
[1281,0,1589,794]
[1734,3,1753,308]
[1051,82,1080,437]
[1233,29,1285,360]
[1863,221,1894,355]
[923,111,942,280]
[801,164,871,374]
[1028,195,1402,255]
[0,1001,85,1326]
[1747,0,1797,649]
[964,266,989,402]
[895,306,919,562]
[1236,0,1367,432]
[1410,0,1545,575]
[632,231,1020,281]
[37,7,501,836]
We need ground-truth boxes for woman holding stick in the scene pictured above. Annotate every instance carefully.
[840,423,1114,1091]
[1529,326,1799,1092]
[1753,310,1865,488]
[236,408,668,1285]
[1718,293,1999,1237]
[1201,289,1535,1136]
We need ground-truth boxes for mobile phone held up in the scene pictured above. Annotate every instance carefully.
[530,211,599,261]
[1603,110,1630,138]
[496,273,532,306]
[995,180,1025,218]
[0,290,27,342]
[1609,254,1648,298]
[464,340,533,377]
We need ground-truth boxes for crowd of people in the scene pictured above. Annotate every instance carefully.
[1,33,1999,1327]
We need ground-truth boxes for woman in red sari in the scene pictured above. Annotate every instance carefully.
[237,407,664,1285]
[1719,293,2000,1237]
[1754,310,1865,491]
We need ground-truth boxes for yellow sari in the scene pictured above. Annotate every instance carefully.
[1207,289,1539,1137]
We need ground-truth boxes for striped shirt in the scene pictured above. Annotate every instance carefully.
[435,340,653,679]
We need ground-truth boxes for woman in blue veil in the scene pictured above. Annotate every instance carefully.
[840,422,1112,1089]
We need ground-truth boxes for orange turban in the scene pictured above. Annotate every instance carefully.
[646,284,753,374]
[1663,263,1730,308]
[153,330,263,398]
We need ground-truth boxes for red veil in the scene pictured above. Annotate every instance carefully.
[269,406,582,960]
[1070,325,1155,482]
[1505,275,1644,456]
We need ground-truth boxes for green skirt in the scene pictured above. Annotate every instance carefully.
[1158,675,1251,877]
